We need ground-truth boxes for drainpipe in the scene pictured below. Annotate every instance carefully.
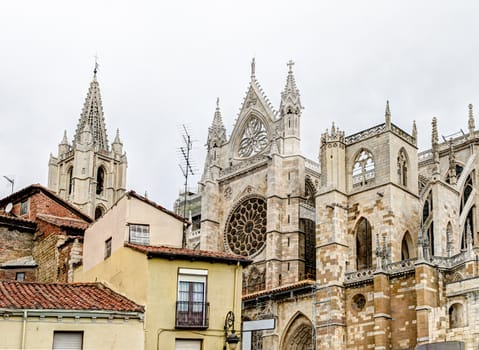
[21,310,27,349]
[233,262,239,314]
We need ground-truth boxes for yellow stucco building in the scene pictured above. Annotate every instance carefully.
[0,281,144,350]
[75,191,250,350]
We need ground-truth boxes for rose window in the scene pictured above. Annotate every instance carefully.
[238,117,268,158]
[225,197,267,257]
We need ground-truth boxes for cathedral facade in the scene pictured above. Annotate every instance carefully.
[198,60,479,349]
[48,69,127,219]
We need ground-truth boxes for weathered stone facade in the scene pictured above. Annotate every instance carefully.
[47,69,127,220]
[197,61,479,349]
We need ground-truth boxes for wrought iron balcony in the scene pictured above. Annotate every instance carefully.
[175,301,209,329]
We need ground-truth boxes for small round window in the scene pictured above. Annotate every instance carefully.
[352,294,366,311]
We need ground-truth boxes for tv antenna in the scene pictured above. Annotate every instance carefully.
[3,176,14,194]
[178,124,197,248]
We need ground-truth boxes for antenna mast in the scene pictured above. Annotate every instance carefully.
[178,125,196,248]
[3,176,14,194]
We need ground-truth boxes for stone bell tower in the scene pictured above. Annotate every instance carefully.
[48,65,127,219]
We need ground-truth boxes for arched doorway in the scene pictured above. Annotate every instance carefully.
[281,313,314,350]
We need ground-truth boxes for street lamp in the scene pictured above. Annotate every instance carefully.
[224,311,240,350]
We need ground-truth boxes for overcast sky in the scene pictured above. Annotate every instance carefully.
[2,1,479,209]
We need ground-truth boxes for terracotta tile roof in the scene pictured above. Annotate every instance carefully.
[36,214,89,230]
[242,279,315,301]
[0,184,93,222]
[0,281,144,313]
[125,242,252,267]
[126,191,188,223]
[0,213,36,231]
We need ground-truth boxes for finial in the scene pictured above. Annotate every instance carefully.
[287,60,295,74]
[216,97,220,109]
[251,57,256,79]
[93,53,99,75]
[331,122,336,134]
[385,100,391,127]
[412,120,417,140]
[432,117,438,145]
[468,103,475,134]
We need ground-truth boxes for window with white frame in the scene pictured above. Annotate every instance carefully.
[129,224,150,245]
[52,331,83,350]
[175,339,202,350]
[176,268,208,328]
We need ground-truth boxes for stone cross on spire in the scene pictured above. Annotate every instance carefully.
[287,60,295,73]
[94,54,99,75]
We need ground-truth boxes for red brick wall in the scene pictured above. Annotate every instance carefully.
[0,268,36,282]
[14,191,85,221]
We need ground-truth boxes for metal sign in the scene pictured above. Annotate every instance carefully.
[242,318,275,350]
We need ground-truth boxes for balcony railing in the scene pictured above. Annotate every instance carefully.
[175,301,209,329]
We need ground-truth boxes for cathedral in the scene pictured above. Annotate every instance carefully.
[196,59,479,349]
[47,67,127,219]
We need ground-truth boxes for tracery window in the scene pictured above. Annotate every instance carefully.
[238,117,268,158]
[352,150,375,187]
[356,217,372,270]
[225,196,267,257]
[397,149,408,186]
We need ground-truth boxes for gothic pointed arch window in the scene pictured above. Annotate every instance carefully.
[397,148,408,186]
[401,231,414,260]
[96,167,105,195]
[460,174,473,214]
[355,217,372,270]
[352,149,375,187]
[67,167,74,196]
[461,208,475,250]
[422,191,434,256]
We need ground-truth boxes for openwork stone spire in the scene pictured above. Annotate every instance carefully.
[74,70,109,150]
[207,97,227,149]
[279,60,302,117]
